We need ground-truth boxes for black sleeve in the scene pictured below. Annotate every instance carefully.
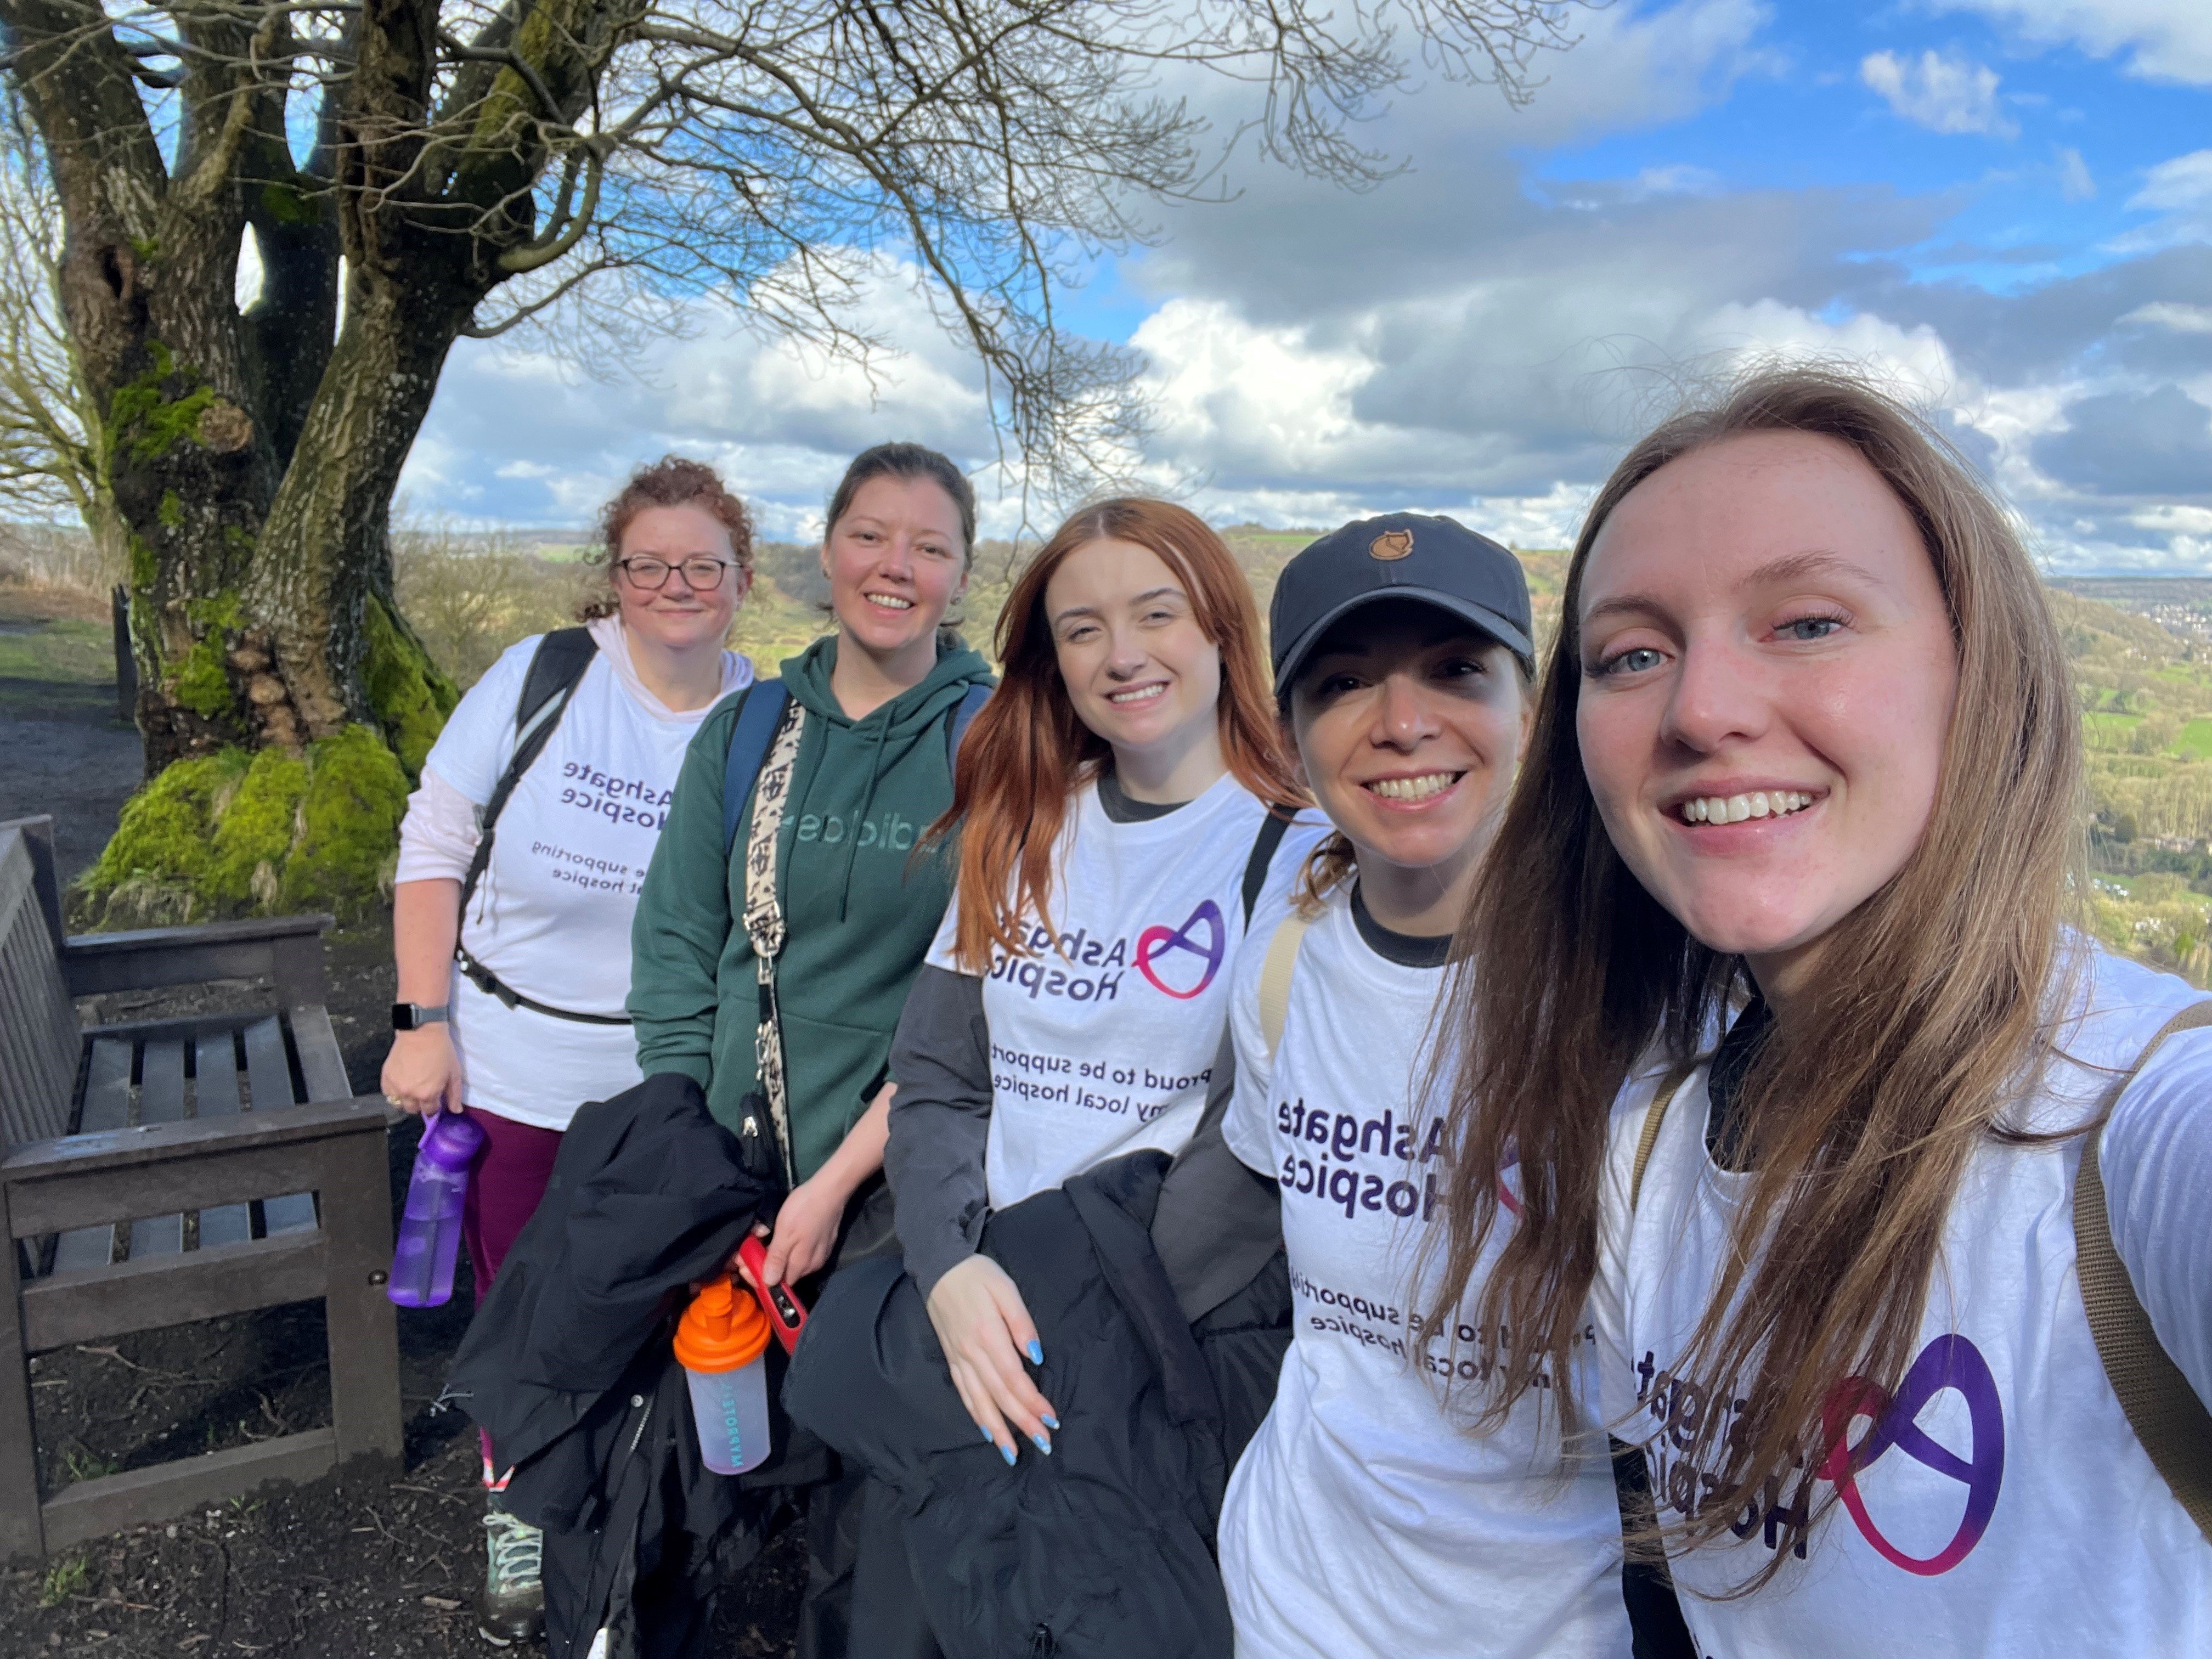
[884,964,993,1298]
[1612,1438,1698,1659]
[1150,1026,1283,1324]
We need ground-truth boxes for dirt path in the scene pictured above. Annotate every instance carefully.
[0,586,141,881]
[0,590,808,1654]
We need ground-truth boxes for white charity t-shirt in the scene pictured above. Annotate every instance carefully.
[1596,944,2212,1657]
[1218,885,1631,1659]
[925,771,1324,1206]
[396,621,750,1130]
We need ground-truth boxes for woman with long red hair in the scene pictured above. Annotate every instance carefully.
[885,496,1319,1464]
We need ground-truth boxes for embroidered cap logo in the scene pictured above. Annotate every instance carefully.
[1369,528,1414,561]
[1136,900,1226,999]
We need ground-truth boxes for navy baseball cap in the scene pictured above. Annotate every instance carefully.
[1269,512,1534,697]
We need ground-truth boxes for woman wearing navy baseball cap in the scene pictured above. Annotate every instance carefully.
[1212,512,1643,1658]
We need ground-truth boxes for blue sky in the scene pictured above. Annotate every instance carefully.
[401,1,2212,570]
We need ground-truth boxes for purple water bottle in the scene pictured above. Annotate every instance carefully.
[387,1110,486,1307]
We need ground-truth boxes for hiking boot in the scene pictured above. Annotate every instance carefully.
[479,1498,545,1646]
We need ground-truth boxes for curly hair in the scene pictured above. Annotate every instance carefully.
[577,455,755,619]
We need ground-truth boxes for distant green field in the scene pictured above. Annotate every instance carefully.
[2175,718,2212,760]
[2084,710,2145,740]
[0,616,110,683]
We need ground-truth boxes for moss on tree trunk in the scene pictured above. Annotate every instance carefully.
[80,726,412,928]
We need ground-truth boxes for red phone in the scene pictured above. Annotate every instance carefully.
[737,1234,809,1353]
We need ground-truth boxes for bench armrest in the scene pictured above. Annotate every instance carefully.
[61,914,337,1004]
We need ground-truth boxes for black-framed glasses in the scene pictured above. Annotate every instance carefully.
[616,556,736,591]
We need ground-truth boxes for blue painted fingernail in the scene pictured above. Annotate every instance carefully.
[1032,1434,1052,1456]
[1041,1414,1060,1430]
[1026,1340,1043,1364]
[981,1425,995,1443]
[1000,1442,1018,1467]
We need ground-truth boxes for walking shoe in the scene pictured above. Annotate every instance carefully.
[479,1498,545,1646]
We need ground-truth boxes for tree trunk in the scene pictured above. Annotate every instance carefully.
[244,262,479,768]
[4,0,614,787]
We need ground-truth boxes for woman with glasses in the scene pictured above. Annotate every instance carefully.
[383,455,757,1643]
[628,441,996,1658]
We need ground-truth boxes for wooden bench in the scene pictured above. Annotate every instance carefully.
[0,815,403,1562]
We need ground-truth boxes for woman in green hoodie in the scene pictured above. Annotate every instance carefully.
[628,442,994,1655]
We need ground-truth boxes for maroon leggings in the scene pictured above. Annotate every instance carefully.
[459,1104,564,1297]
[460,1105,562,1488]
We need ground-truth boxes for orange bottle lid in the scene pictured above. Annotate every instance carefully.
[674,1276,772,1372]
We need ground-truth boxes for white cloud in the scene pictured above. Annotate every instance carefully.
[1933,1,2212,86]
[2109,150,2212,252]
[1691,299,1961,397]
[2056,145,2096,202]
[402,254,1008,533]
[1130,298,1386,478]
[1624,164,1727,200]
[2130,504,2212,536]
[390,0,2212,575]
[1859,49,2019,137]
[2120,302,2212,335]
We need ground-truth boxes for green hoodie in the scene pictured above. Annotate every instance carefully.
[629,633,995,1180]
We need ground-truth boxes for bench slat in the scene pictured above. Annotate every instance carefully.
[41,1427,337,1554]
[192,1032,251,1250]
[51,1040,131,1272]
[239,1017,317,1237]
[127,1040,188,1259]
[24,1229,326,1352]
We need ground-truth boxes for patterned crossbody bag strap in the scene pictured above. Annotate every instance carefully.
[741,695,808,1181]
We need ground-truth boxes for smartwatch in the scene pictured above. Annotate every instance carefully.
[391,1003,451,1031]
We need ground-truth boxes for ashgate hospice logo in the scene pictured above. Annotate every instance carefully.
[1819,1334,2005,1576]
[989,899,1229,1003]
[1136,899,1226,999]
[1637,1334,2005,1577]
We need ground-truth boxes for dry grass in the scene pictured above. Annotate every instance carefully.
[0,522,120,619]
[391,523,597,688]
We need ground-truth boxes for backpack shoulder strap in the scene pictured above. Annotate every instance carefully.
[2074,998,2212,1542]
[1255,910,1313,1063]
[1629,1063,1698,1212]
[1240,808,1295,928]
[722,679,793,855]
[459,628,597,915]
[515,626,597,736]
[946,681,991,767]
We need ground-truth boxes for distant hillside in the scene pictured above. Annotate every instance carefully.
[748,532,1575,667]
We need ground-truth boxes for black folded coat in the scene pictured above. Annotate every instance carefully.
[786,1147,1291,1659]
[443,1072,773,1658]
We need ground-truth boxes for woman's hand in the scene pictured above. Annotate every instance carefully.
[924,1255,1058,1463]
[381,1026,464,1116]
[743,1175,847,1288]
